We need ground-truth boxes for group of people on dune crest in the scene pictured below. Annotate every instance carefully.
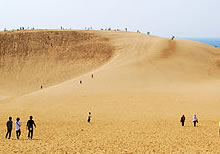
[180,115,198,127]
[5,116,36,140]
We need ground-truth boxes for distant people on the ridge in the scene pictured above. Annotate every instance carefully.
[125,28,127,31]
[192,115,198,127]
[27,116,36,139]
[180,115,185,126]
[171,36,175,40]
[147,32,150,35]
[88,112,91,123]
[15,117,21,140]
[6,117,13,139]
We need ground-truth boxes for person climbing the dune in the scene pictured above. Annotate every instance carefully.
[171,36,175,40]
[88,112,91,123]
[15,117,21,139]
[80,80,82,84]
[192,115,198,127]
[26,116,36,139]
[6,117,13,139]
[180,115,185,126]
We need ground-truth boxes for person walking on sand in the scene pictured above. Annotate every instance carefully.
[180,115,185,126]
[26,116,36,139]
[192,115,198,127]
[15,117,21,139]
[6,117,13,139]
[171,36,175,40]
[88,112,91,123]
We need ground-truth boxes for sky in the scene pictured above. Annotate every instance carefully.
[0,0,219,38]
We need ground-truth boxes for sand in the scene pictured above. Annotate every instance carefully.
[1,30,220,153]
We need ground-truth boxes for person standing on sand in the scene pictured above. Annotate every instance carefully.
[26,116,36,139]
[171,36,175,40]
[15,117,21,139]
[6,117,13,139]
[88,112,91,123]
[180,115,185,126]
[192,115,198,127]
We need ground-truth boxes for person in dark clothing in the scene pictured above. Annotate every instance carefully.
[91,74,94,78]
[171,36,175,40]
[6,117,13,139]
[180,115,185,126]
[88,112,91,123]
[80,80,82,84]
[26,116,36,139]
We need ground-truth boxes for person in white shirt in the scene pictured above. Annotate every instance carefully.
[192,115,198,127]
[88,112,91,123]
[15,117,21,139]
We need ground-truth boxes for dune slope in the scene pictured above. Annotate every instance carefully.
[0,30,114,96]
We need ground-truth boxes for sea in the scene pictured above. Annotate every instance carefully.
[184,38,220,48]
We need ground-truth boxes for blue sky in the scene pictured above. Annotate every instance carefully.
[0,0,219,38]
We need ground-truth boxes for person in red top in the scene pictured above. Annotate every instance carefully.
[180,115,185,127]
[6,117,13,139]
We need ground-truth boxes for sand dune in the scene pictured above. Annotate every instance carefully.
[0,30,113,96]
[1,30,220,153]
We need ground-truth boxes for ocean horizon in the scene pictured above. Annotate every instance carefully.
[183,38,220,48]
